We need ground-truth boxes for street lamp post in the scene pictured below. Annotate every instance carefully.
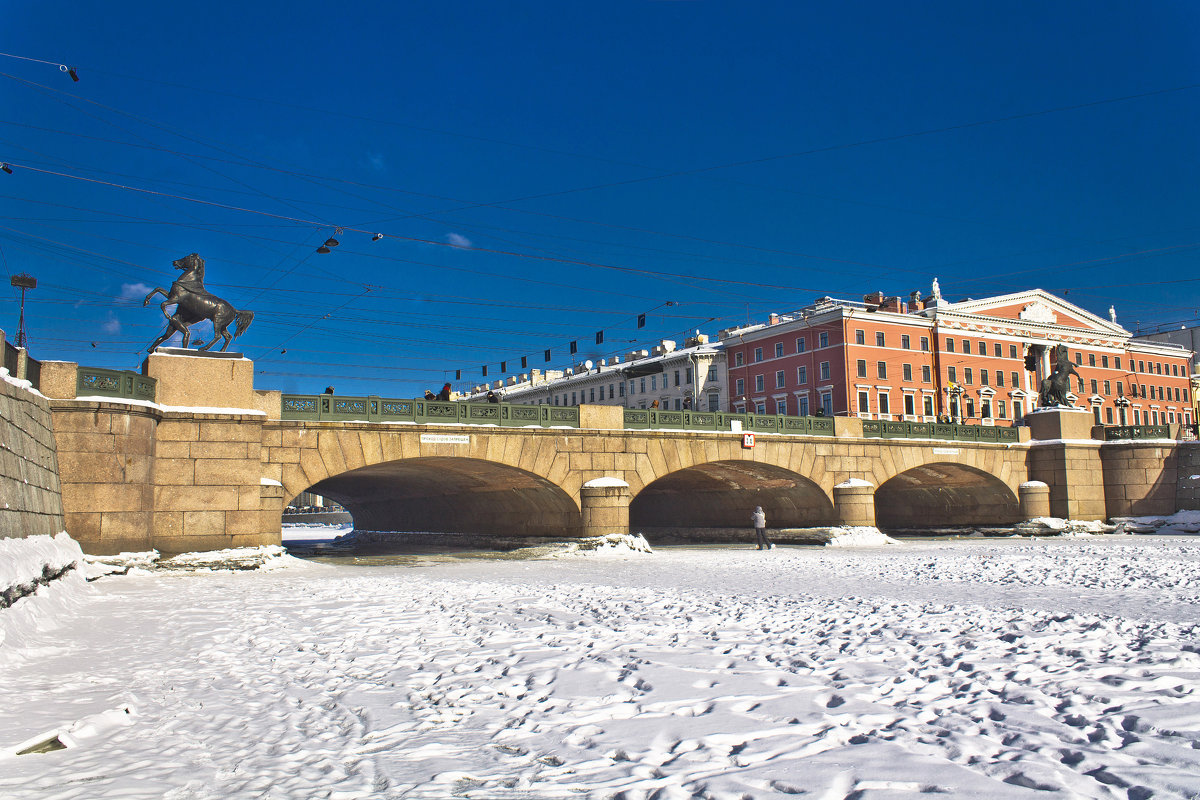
[10,273,36,348]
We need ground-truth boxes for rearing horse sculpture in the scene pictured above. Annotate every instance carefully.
[1038,343,1083,407]
[143,253,254,352]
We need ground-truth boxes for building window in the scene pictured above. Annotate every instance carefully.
[962,339,971,355]
[878,393,890,414]
[776,370,786,389]
[755,374,765,392]
[922,365,931,383]
[902,334,911,349]
[754,347,763,363]
[1102,355,1109,368]
[820,392,833,416]
[982,400,992,419]
[1011,371,1019,389]
[734,352,744,367]
[998,400,1006,419]
[571,391,577,404]
[877,361,887,379]
[776,399,787,415]
[1115,357,1122,370]
[756,402,766,415]
[651,376,657,391]
[903,363,912,381]
[857,359,867,378]
[735,378,745,397]
[797,366,808,385]
[1091,379,1098,395]
[819,332,829,347]
[855,329,865,345]
[1139,360,1145,373]
[858,391,870,413]
[706,366,716,382]
[1105,407,1113,424]
[923,396,934,416]
[775,343,784,358]
[996,371,1004,387]
[820,361,830,380]
[1088,353,1096,367]
[921,337,930,352]
[1103,380,1111,395]
[674,370,680,386]
[1075,352,1083,366]
[1009,344,1018,359]
[981,369,989,386]
[994,343,1002,358]
[799,395,809,416]
[589,387,595,402]
[797,337,806,353]
[948,366,957,382]
[876,332,885,347]
[964,368,973,385]
[686,367,693,383]
[619,382,625,397]
[708,393,719,412]
[640,378,646,393]
[946,338,955,353]
[904,394,915,415]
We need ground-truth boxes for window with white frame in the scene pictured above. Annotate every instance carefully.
[775,370,785,388]
[820,361,830,380]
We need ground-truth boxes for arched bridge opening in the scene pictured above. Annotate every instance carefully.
[302,457,582,538]
[875,462,1020,531]
[630,460,835,542]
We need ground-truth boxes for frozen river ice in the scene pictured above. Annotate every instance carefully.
[4,534,1200,798]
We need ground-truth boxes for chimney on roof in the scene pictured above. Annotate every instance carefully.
[863,291,885,308]
[880,296,905,313]
[768,312,780,325]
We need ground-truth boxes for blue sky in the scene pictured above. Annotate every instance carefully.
[2,2,1198,397]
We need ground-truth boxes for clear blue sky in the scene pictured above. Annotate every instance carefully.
[3,2,1198,397]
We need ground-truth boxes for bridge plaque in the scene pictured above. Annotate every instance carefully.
[420,433,470,444]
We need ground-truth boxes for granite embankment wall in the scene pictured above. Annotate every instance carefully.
[0,372,65,539]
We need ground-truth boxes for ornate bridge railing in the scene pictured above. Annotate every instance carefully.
[279,395,582,428]
[623,409,835,435]
[76,367,157,402]
[861,419,1020,443]
[1100,425,1172,441]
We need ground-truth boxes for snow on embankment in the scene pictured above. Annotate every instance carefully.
[0,533,88,659]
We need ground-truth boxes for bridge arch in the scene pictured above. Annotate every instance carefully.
[874,462,1021,530]
[299,456,582,537]
[630,459,836,538]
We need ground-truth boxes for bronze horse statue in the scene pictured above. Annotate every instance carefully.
[1038,343,1083,407]
[143,253,254,352]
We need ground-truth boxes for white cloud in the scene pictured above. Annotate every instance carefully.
[102,313,121,334]
[446,233,473,249]
[120,282,152,300]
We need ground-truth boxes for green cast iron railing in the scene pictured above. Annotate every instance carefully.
[860,418,1020,443]
[622,409,835,435]
[280,395,582,427]
[1100,425,1171,441]
[76,367,157,402]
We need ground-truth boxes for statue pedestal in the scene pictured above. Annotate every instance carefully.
[1025,406,1094,441]
[143,351,255,410]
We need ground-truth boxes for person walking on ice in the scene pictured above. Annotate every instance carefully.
[751,506,773,550]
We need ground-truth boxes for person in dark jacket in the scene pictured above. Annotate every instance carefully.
[436,383,452,401]
[424,390,436,400]
[486,390,500,403]
[751,506,773,550]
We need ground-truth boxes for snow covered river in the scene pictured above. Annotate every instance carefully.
[4,535,1200,799]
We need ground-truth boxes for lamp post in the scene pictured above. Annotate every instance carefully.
[948,383,965,424]
[9,273,36,348]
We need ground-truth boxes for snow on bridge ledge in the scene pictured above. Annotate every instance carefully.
[582,477,630,489]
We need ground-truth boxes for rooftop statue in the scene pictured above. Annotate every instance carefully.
[143,253,254,352]
[1038,343,1083,407]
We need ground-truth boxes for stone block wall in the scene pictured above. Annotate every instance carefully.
[1172,443,1199,512]
[1101,442,1181,517]
[0,374,64,538]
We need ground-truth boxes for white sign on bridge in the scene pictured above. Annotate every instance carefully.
[420,434,470,445]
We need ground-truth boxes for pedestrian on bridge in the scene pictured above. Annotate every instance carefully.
[751,506,773,550]
[436,383,452,401]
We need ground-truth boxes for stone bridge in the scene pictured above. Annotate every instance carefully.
[35,352,1192,554]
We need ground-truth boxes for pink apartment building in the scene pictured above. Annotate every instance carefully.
[718,285,1193,429]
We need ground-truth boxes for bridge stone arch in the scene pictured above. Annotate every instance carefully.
[630,459,836,539]
[874,462,1022,530]
[273,424,607,537]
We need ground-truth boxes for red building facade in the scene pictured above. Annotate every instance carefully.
[719,288,1193,429]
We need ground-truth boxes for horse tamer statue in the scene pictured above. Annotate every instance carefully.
[144,253,254,352]
[1038,343,1084,407]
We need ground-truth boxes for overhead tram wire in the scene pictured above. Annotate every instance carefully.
[9,74,1199,288]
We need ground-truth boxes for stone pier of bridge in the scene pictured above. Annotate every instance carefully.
[31,352,1192,554]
